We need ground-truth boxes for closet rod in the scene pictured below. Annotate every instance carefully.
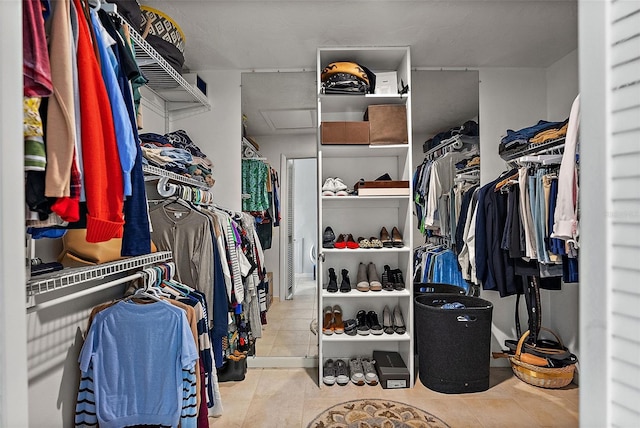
[26,272,142,313]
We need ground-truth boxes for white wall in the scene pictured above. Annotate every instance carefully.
[293,158,317,276]
[172,70,242,211]
[546,50,579,121]
[256,134,317,298]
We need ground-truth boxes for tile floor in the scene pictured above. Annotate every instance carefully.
[255,277,318,358]
[209,367,578,427]
[229,277,578,427]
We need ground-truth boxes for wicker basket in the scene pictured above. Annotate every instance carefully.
[140,6,185,53]
[510,329,575,389]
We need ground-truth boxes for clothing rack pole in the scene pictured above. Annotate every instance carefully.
[242,157,268,161]
[26,272,143,313]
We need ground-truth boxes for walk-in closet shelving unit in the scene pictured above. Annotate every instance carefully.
[317,47,414,387]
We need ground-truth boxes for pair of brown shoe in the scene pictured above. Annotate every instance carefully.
[323,305,344,335]
[379,226,403,248]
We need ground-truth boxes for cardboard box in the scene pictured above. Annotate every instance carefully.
[355,180,410,196]
[373,350,410,389]
[364,105,408,145]
[374,71,398,95]
[321,122,369,145]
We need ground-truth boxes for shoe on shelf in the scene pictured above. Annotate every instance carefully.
[367,310,383,335]
[332,305,344,334]
[382,305,394,334]
[369,236,383,249]
[367,263,382,291]
[357,237,371,248]
[375,173,392,181]
[343,318,357,336]
[361,358,379,386]
[322,178,336,196]
[322,359,336,386]
[349,357,365,386]
[391,227,404,248]
[381,265,394,291]
[391,268,405,291]
[335,359,349,386]
[356,263,370,292]
[334,234,347,249]
[340,269,352,292]
[322,306,334,335]
[346,234,359,249]
[323,226,336,248]
[356,309,370,335]
[333,177,349,194]
[393,305,406,335]
[326,268,338,292]
[380,227,393,247]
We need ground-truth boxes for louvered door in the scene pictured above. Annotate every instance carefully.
[609,0,640,425]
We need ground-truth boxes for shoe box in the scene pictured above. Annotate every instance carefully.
[321,121,369,145]
[373,350,410,389]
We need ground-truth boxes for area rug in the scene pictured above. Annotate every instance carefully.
[307,398,450,428]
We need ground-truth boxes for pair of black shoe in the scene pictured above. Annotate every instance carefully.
[323,226,336,248]
[352,310,383,336]
[326,267,351,293]
[381,265,405,291]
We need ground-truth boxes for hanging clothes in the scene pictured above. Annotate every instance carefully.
[242,159,270,211]
[75,299,199,427]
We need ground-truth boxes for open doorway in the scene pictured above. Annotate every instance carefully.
[284,157,317,300]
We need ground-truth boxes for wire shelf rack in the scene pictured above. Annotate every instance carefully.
[26,251,173,298]
[106,8,210,113]
[142,165,211,189]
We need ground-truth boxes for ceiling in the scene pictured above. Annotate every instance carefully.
[142,0,577,138]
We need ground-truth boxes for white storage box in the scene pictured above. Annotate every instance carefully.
[374,71,398,95]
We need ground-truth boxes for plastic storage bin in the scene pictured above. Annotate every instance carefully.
[415,293,493,393]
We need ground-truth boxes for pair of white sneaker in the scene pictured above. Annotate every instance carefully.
[322,177,349,196]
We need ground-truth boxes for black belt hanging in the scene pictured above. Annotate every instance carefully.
[515,274,542,343]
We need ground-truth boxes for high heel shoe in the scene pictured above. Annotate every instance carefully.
[380,227,393,247]
[393,305,406,335]
[391,268,405,291]
[368,262,382,291]
[391,227,404,248]
[382,305,394,334]
[381,265,394,291]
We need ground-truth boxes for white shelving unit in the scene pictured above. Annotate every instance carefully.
[316,47,414,387]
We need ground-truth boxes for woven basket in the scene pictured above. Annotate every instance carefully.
[510,329,575,389]
[140,6,185,53]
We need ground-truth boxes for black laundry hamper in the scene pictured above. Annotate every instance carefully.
[413,283,466,355]
[415,293,493,393]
